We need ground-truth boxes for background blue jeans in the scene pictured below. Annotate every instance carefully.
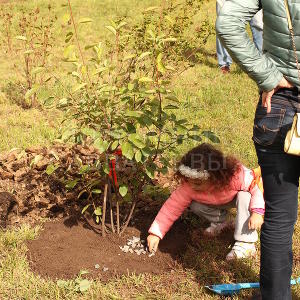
[254,88,300,299]
[216,1,232,67]
[250,25,263,53]
[216,3,263,67]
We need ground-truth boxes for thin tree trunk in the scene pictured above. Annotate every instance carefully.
[108,180,115,233]
[116,200,120,235]
[102,183,108,237]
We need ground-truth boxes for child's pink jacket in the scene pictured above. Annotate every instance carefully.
[149,166,265,239]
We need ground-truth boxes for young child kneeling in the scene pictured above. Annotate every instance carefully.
[147,143,264,260]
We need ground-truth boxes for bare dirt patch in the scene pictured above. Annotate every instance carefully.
[26,216,190,281]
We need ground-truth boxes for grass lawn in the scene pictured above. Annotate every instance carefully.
[0,0,300,299]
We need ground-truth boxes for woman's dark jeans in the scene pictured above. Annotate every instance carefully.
[253,88,300,299]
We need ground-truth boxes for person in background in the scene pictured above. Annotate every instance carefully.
[216,0,263,73]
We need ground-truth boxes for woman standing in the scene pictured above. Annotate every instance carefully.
[216,1,300,299]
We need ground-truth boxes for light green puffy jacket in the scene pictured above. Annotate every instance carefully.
[216,0,300,91]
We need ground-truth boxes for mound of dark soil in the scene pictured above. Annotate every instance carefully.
[26,217,190,281]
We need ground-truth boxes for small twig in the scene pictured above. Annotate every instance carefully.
[67,0,92,85]
[120,200,136,235]
[102,183,108,237]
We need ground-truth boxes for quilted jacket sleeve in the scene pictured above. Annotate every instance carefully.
[216,0,283,91]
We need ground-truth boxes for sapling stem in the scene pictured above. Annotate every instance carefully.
[116,200,120,235]
[108,179,115,233]
[102,183,108,237]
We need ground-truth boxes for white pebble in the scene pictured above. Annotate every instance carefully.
[132,236,140,243]
[148,252,155,257]
[103,267,109,272]
[95,264,100,269]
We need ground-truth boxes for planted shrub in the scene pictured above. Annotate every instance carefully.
[49,0,218,236]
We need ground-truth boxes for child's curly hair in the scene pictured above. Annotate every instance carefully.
[175,143,241,190]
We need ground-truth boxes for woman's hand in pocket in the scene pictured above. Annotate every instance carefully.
[262,77,293,113]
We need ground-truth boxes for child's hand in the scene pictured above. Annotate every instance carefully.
[248,212,264,230]
[147,234,160,252]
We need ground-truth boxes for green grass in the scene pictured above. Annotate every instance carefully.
[1,0,300,299]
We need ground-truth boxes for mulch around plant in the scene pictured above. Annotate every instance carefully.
[26,216,189,281]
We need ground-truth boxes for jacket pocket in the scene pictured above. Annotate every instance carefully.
[253,105,286,146]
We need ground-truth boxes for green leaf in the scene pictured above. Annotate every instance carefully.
[61,13,70,25]
[141,147,152,158]
[79,165,90,174]
[94,207,102,216]
[63,44,74,57]
[164,104,179,109]
[81,127,100,140]
[79,279,91,293]
[105,25,117,35]
[119,185,128,197]
[121,142,134,160]
[135,150,142,163]
[128,134,145,149]
[25,86,39,100]
[103,162,110,174]
[139,77,153,83]
[156,53,166,74]
[128,83,135,91]
[65,179,79,189]
[202,131,220,143]
[45,164,59,175]
[125,111,143,118]
[138,51,151,61]
[72,83,87,93]
[145,164,155,179]
[81,204,91,214]
[189,135,202,142]
[96,216,100,224]
[94,138,109,154]
[117,21,127,30]
[65,31,73,43]
[111,140,119,151]
[92,189,102,194]
[79,17,93,24]
[146,131,157,136]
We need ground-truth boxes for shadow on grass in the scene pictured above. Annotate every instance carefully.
[133,207,300,300]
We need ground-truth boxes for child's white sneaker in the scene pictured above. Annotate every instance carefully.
[226,241,256,261]
[203,221,233,237]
